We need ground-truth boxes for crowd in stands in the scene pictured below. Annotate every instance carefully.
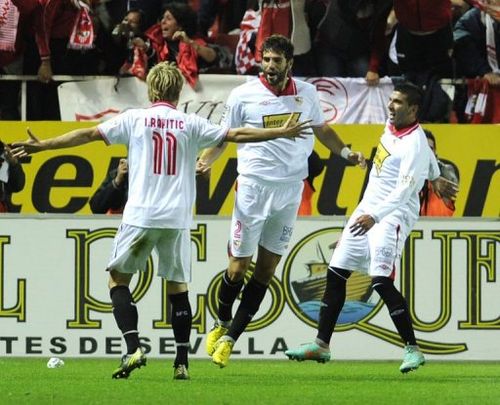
[0,0,499,121]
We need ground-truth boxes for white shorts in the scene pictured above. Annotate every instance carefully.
[330,208,409,278]
[229,176,303,257]
[107,224,191,282]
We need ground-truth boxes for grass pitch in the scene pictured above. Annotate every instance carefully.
[1,358,499,405]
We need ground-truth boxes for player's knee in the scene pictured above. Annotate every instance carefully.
[227,257,250,282]
[166,281,188,295]
[327,267,351,288]
[108,269,132,289]
[372,276,405,310]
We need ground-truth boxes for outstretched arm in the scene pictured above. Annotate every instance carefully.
[313,124,366,168]
[11,127,103,158]
[197,114,311,175]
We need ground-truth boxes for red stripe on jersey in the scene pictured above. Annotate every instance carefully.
[259,74,297,96]
[166,132,177,175]
[153,132,163,174]
[389,224,401,280]
[387,121,420,138]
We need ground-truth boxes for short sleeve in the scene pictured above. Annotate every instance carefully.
[189,113,228,149]
[97,111,131,145]
[308,86,326,127]
[220,90,242,128]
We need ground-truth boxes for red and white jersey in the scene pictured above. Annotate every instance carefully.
[98,101,228,228]
[221,76,324,183]
[360,121,439,227]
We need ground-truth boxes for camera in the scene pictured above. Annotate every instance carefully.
[112,22,136,48]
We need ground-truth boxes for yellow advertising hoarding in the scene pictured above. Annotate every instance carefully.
[1,122,499,216]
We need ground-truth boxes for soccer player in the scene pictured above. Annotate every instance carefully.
[285,82,457,373]
[11,62,311,381]
[197,34,366,368]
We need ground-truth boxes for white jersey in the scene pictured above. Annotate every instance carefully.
[98,101,228,228]
[359,121,439,228]
[221,76,325,183]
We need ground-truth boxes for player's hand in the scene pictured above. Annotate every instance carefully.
[431,176,458,201]
[349,214,375,236]
[281,113,313,139]
[196,158,211,177]
[347,151,367,169]
[11,128,43,158]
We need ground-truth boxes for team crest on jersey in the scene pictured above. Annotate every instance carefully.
[262,112,301,128]
[294,96,303,105]
[373,142,390,175]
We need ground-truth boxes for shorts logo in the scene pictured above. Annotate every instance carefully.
[233,220,242,240]
[280,226,293,242]
[375,247,393,258]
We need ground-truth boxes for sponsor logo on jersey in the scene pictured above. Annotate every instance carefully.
[262,112,301,128]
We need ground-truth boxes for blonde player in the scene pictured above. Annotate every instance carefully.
[285,82,457,373]
[11,62,311,381]
[198,35,366,368]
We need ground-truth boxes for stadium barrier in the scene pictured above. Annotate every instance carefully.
[0,215,498,360]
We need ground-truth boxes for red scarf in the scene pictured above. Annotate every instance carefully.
[121,46,148,80]
[68,1,94,50]
[0,0,19,51]
[146,23,200,88]
[255,0,291,62]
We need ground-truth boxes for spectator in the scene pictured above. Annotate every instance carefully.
[128,0,188,28]
[23,0,100,120]
[394,0,454,78]
[198,0,248,37]
[0,140,25,212]
[112,9,148,78]
[420,130,459,216]
[451,0,472,24]
[298,150,325,216]
[133,2,217,87]
[89,158,128,214]
[308,0,392,84]
[454,2,500,86]
[0,0,42,120]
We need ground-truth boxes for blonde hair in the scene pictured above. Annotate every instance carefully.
[146,62,184,103]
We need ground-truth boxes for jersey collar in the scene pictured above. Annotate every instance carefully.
[387,120,419,138]
[151,101,177,109]
[259,74,297,96]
